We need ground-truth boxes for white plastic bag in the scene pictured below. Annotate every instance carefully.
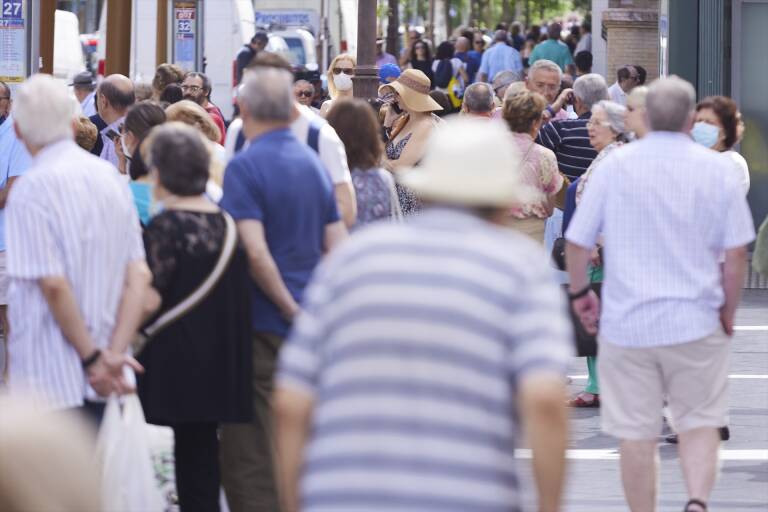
[97,394,165,512]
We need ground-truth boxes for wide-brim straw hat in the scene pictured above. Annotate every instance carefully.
[379,69,443,113]
[398,117,539,207]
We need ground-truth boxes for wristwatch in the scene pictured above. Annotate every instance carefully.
[81,348,102,369]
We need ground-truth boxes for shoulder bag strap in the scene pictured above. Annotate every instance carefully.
[307,117,324,153]
[142,211,238,340]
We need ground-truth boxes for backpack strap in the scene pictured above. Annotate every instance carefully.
[307,117,324,153]
[133,212,238,354]
[234,128,247,153]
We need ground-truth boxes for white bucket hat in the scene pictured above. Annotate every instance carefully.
[397,117,539,207]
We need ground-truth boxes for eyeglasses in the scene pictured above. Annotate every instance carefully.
[332,67,355,75]
[474,40,484,45]
[180,85,202,92]
[296,90,313,98]
[586,119,612,128]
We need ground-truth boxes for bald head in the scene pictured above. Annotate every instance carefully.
[455,36,470,53]
[97,74,135,123]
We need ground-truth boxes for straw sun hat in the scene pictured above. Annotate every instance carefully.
[379,69,443,113]
[398,117,538,207]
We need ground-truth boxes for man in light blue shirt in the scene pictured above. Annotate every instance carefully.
[477,29,523,83]
[94,74,135,168]
[0,81,31,373]
[565,76,755,512]
[529,23,575,72]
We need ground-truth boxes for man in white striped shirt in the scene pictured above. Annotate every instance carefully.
[566,76,755,512]
[5,75,150,419]
[275,119,572,512]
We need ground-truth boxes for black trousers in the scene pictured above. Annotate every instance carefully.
[172,422,221,512]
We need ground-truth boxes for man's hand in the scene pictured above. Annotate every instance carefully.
[571,289,600,335]
[719,306,735,336]
[86,350,144,397]
[552,88,574,113]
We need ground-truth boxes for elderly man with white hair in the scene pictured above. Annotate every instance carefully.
[218,65,347,512]
[566,76,755,512]
[537,72,608,181]
[5,74,149,420]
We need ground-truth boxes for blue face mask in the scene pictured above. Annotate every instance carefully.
[691,122,720,148]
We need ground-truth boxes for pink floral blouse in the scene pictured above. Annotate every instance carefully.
[509,132,563,219]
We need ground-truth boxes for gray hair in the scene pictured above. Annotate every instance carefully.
[593,100,627,136]
[646,76,695,132]
[529,59,562,81]
[463,83,495,114]
[493,29,507,42]
[573,73,608,110]
[13,74,77,147]
[238,67,294,122]
[492,70,523,92]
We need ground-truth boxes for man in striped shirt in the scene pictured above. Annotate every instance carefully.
[275,119,572,512]
[537,73,608,180]
[5,75,149,417]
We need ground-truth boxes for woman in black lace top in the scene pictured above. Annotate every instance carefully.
[137,123,252,512]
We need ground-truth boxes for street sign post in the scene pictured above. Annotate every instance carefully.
[168,0,203,72]
[0,0,33,95]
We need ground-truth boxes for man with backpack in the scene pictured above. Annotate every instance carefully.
[224,53,357,228]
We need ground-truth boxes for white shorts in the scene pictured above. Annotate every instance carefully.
[599,328,730,440]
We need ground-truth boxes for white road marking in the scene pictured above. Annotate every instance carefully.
[514,449,768,461]
[568,375,768,380]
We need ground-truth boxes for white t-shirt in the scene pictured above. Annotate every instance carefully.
[607,82,627,106]
[291,105,352,184]
[725,150,750,194]
[223,106,352,185]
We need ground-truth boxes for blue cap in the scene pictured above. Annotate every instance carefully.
[379,64,401,84]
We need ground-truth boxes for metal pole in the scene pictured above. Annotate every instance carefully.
[39,0,55,74]
[354,0,378,99]
[105,0,131,75]
[156,0,168,65]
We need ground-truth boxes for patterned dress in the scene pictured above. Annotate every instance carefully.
[351,167,403,230]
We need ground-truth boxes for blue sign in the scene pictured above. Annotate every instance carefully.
[255,10,318,30]
[1,0,23,19]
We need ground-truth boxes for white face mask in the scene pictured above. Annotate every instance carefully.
[333,72,354,92]
[120,136,132,159]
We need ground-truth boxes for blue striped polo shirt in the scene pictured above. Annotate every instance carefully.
[537,112,597,180]
[277,207,573,512]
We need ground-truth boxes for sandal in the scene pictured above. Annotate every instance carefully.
[684,498,707,511]
[567,393,600,408]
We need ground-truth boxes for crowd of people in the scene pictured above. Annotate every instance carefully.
[0,15,766,512]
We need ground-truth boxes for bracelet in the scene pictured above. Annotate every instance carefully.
[567,284,591,301]
[81,349,102,369]
[546,106,556,117]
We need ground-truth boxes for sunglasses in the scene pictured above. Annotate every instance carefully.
[296,90,313,98]
[474,40,484,45]
[332,67,355,75]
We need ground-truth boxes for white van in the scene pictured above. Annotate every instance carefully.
[205,0,256,120]
[53,10,86,82]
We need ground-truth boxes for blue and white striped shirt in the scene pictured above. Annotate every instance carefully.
[537,113,597,180]
[566,132,756,347]
[5,139,144,409]
[277,207,572,512]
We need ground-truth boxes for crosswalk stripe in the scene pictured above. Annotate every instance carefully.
[514,449,768,461]
[568,374,768,380]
